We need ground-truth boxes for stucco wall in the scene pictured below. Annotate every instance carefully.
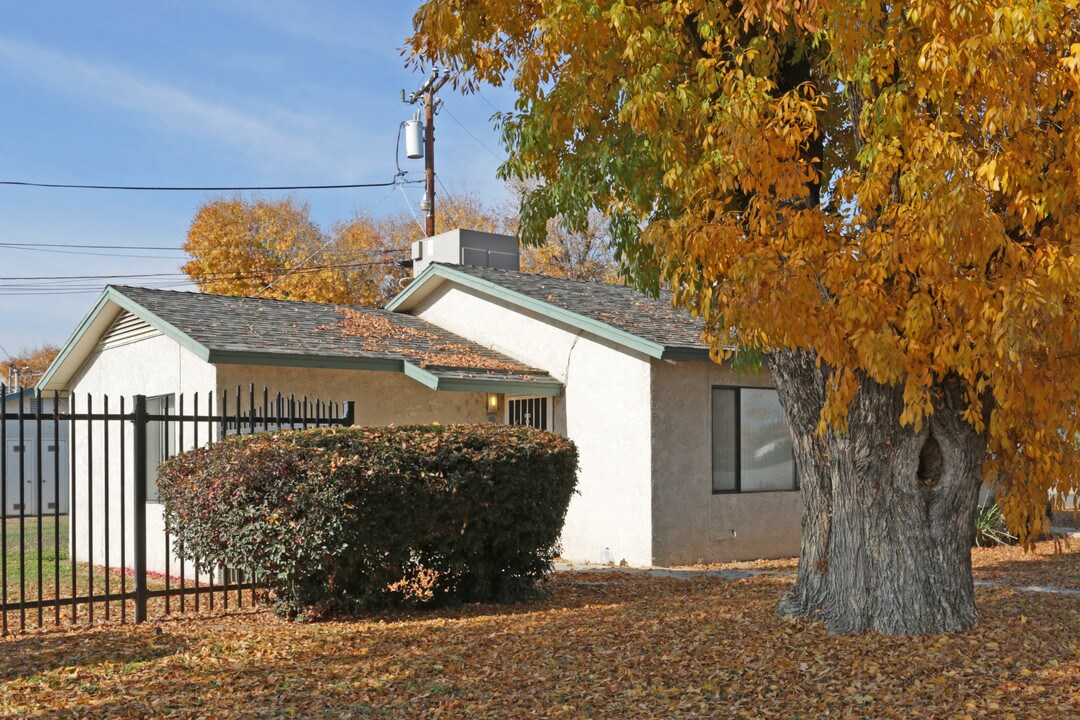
[68,340,491,581]
[214,365,489,426]
[412,284,654,566]
[69,334,218,579]
[650,359,803,565]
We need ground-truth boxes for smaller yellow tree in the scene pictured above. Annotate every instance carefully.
[181,197,323,298]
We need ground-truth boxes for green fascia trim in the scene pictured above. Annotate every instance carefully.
[38,291,113,390]
[402,361,561,395]
[435,377,563,395]
[659,347,712,361]
[388,264,669,359]
[401,361,441,390]
[208,350,405,373]
[39,287,210,390]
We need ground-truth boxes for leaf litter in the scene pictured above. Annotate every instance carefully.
[0,560,1076,719]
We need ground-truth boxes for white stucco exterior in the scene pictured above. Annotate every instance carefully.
[57,271,808,579]
[412,283,655,566]
[69,330,217,579]
[68,327,493,580]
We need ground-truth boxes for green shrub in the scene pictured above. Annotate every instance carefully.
[157,424,578,618]
[973,503,1017,547]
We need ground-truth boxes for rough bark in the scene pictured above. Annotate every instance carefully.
[769,349,988,635]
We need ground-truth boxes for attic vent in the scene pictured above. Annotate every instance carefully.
[100,311,161,351]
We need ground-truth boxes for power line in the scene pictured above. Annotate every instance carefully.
[0,256,406,283]
[442,106,503,160]
[0,242,195,250]
[0,246,188,259]
[476,90,503,114]
[0,258,408,296]
[0,178,424,192]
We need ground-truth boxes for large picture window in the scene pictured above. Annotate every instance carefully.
[711,387,797,493]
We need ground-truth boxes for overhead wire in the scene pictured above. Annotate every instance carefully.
[441,106,503,161]
[397,183,426,234]
[0,179,423,191]
[0,257,408,296]
[0,256,406,284]
[476,90,502,114]
[255,182,402,297]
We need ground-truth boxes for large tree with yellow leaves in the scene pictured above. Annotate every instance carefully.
[410,0,1080,633]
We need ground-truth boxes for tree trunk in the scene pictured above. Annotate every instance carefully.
[768,349,988,635]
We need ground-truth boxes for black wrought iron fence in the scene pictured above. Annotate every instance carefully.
[0,384,353,635]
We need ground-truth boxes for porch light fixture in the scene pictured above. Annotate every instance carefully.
[487,393,500,413]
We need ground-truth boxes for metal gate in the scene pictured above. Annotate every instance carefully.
[0,385,353,635]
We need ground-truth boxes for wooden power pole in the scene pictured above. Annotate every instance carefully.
[405,68,449,237]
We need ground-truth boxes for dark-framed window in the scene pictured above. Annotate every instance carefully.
[146,394,176,503]
[711,387,797,493]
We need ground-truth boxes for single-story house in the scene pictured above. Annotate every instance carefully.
[39,228,800,571]
[2,388,69,517]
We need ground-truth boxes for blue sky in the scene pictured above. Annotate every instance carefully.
[0,1,516,363]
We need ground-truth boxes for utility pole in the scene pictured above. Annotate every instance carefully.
[404,68,449,237]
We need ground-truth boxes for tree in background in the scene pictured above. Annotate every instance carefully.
[181,196,408,307]
[2,344,61,390]
[410,0,1080,634]
[505,179,616,282]
[182,189,620,306]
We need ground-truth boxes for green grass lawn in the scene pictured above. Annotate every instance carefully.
[1,516,70,600]
[2,516,147,598]
[2,515,226,631]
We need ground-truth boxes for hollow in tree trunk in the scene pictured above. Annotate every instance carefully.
[768,349,989,635]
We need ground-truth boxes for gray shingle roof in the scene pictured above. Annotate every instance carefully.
[433,264,709,351]
[110,286,556,385]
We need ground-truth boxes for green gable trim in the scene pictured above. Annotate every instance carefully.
[38,292,114,390]
[107,288,212,362]
[399,361,560,394]
[435,377,563,395]
[388,264,670,360]
[39,287,214,391]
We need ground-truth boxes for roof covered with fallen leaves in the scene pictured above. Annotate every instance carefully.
[104,286,558,389]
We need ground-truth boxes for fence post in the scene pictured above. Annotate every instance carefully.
[132,395,148,623]
[341,401,355,427]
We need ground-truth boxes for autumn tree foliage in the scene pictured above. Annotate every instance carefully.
[2,344,61,390]
[410,0,1080,633]
[181,197,408,307]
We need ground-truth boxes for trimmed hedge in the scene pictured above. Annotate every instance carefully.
[157,424,578,617]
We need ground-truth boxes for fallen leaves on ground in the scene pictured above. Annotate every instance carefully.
[970,537,1080,591]
[0,572,1076,719]
[682,537,1079,592]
